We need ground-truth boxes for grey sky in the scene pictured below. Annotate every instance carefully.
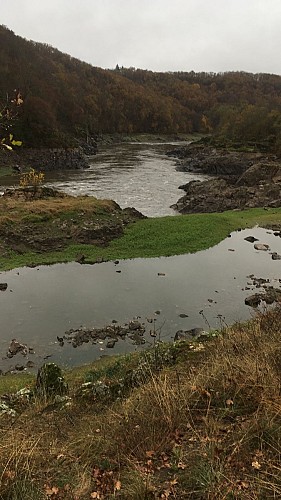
[2,0,281,75]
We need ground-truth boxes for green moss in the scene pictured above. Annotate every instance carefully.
[21,213,51,223]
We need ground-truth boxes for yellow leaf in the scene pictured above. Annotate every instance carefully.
[170,478,178,485]
[252,460,261,470]
[177,461,186,469]
[146,450,155,458]
[114,480,121,490]
[226,399,234,406]
[45,485,59,496]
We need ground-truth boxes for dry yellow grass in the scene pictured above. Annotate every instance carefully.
[1,308,281,498]
[0,195,116,222]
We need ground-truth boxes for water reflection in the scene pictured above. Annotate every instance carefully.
[1,228,281,371]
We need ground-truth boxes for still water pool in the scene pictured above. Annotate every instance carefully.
[0,227,281,372]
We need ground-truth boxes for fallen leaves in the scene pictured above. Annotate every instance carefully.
[91,467,121,498]
[44,485,59,497]
[252,460,261,470]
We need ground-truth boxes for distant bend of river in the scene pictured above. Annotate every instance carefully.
[41,141,207,217]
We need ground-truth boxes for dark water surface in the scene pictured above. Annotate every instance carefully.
[1,228,281,371]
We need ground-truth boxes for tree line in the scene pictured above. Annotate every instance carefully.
[1,25,281,152]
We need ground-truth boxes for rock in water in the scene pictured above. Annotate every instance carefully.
[272,253,281,260]
[174,328,206,341]
[245,294,262,307]
[254,243,270,251]
[244,236,259,243]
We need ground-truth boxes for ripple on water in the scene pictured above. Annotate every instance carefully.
[41,141,208,217]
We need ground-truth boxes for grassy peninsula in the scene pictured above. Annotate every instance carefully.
[1,188,281,271]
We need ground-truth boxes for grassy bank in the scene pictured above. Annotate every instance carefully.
[1,202,281,271]
[1,307,281,498]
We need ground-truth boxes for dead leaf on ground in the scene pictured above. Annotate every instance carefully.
[114,480,121,491]
[146,450,155,458]
[226,399,234,406]
[45,485,59,496]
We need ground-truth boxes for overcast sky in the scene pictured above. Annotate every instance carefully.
[1,0,281,75]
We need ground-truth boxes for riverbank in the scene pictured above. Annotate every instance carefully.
[0,186,146,270]
[0,306,281,498]
[0,133,194,178]
[0,145,96,177]
[1,187,281,271]
[169,140,281,213]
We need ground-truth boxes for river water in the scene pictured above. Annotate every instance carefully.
[43,141,207,216]
[0,142,281,372]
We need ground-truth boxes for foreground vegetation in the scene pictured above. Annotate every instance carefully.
[1,307,281,498]
[1,193,281,271]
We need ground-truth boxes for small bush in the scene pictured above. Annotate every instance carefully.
[19,168,44,188]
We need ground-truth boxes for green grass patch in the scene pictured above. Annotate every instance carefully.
[0,165,14,177]
[21,213,51,223]
[0,372,35,396]
[1,207,281,271]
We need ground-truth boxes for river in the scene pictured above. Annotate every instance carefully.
[43,141,207,217]
[0,142,281,373]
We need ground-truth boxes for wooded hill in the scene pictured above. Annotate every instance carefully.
[1,24,281,151]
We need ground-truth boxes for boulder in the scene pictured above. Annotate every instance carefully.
[170,144,281,214]
[7,339,28,358]
[174,327,206,342]
[245,294,262,308]
[236,162,281,187]
[272,253,281,260]
[106,339,117,348]
[244,236,259,243]
[245,288,281,307]
[254,243,270,251]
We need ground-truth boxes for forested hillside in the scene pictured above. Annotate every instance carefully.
[1,24,281,150]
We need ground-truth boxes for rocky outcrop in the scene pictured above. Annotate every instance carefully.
[167,142,271,177]
[245,288,281,307]
[170,142,281,213]
[19,147,90,171]
[64,320,147,349]
[0,147,91,173]
[0,188,146,253]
